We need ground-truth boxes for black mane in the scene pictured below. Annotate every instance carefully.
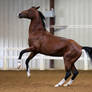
[38,11,46,30]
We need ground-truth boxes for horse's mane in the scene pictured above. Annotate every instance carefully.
[38,11,46,30]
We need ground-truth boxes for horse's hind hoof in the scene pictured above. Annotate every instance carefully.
[63,84,71,87]
[54,84,61,87]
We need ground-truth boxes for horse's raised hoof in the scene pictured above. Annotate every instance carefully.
[17,60,21,69]
[27,72,31,78]
[17,64,21,69]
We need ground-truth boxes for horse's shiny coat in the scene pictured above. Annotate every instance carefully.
[18,6,92,87]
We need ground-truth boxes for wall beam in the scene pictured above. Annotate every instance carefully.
[50,0,55,68]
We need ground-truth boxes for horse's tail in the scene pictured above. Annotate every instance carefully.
[82,46,92,61]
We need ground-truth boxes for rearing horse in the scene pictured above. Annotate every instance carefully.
[18,6,92,87]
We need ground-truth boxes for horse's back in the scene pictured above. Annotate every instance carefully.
[40,32,82,57]
[39,32,70,56]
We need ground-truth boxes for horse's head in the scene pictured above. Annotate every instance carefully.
[19,6,46,29]
[18,6,40,19]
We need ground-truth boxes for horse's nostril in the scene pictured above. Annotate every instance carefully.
[19,13,21,16]
[18,13,22,18]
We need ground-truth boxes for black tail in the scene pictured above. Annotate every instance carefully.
[82,46,92,61]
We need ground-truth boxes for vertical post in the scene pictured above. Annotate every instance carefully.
[50,0,55,68]
[50,0,55,34]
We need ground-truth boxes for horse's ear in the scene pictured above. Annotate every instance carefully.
[36,6,40,9]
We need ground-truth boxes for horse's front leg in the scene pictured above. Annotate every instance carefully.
[17,47,34,69]
[25,52,37,78]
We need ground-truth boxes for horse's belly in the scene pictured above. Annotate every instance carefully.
[40,47,66,57]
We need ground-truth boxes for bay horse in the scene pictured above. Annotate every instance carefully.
[18,6,92,87]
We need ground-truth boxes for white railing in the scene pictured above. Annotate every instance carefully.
[0,48,89,70]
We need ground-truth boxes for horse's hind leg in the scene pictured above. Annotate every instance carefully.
[71,64,79,80]
[55,59,72,87]
[55,50,81,87]
[64,64,79,86]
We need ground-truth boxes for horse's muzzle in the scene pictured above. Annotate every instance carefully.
[18,13,23,18]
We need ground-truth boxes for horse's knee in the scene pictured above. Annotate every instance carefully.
[18,50,26,59]
[21,50,26,55]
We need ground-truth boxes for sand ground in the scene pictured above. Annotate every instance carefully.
[0,70,92,92]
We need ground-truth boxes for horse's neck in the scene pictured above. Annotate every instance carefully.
[29,18,44,33]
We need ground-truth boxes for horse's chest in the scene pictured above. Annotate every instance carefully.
[28,38,37,45]
[28,37,40,52]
